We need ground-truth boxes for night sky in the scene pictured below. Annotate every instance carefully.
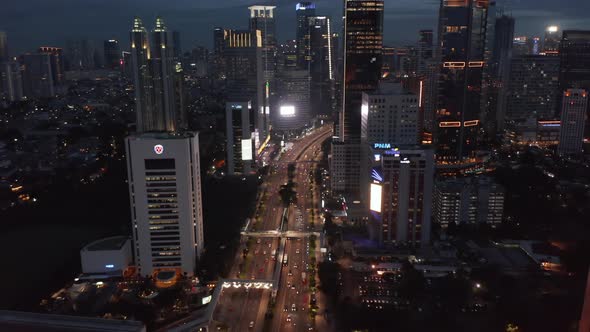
[2,0,590,55]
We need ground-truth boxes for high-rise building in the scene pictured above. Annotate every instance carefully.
[543,26,561,54]
[221,29,264,149]
[308,16,336,118]
[558,89,588,156]
[0,31,8,62]
[104,39,121,69]
[505,55,560,122]
[0,61,23,104]
[248,5,276,143]
[226,101,255,175]
[418,30,434,75]
[126,17,203,277]
[332,0,383,204]
[130,17,186,133]
[22,53,54,98]
[436,0,491,165]
[296,2,316,69]
[125,133,204,277]
[487,14,514,133]
[38,47,64,85]
[433,176,504,227]
[65,39,95,70]
[368,148,434,246]
[361,82,420,147]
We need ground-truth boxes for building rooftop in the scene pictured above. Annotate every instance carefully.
[0,310,145,332]
[83,236,129,252]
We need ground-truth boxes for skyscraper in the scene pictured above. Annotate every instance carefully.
[0,61,23,103]
[38,47,64,86]
[417,30,434,75]
[558,89,588,157]
[126,17,204,277]
[226,101,255,175]
[308,16,336,117]
[249,5,276,141]
[544,26,561,54]
[436,0,491,166]
[295,2,316,69]
[104,39,121,70]
[331,0,383,206]
[130,17,186,133]
[65,39,95,70]
[369,148,434,246]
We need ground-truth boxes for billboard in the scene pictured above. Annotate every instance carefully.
[370,183,382,213]
[241,139,253,161]
[280,105,296,117]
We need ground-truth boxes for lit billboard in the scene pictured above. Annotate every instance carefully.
[280,105,296,117]
[370,183,382,213]
[241,139,253,161]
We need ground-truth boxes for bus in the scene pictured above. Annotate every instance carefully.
[271,249,277,260]
[283,254,288,266]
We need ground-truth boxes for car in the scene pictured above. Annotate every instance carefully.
[296,249,300,254]
[291,304,297,311]
[249,321,254,328]
[294,264,298,269]
[288,270,293,276]
[263,251,267,255]
[256,239,261,244]
[286,315,292,322]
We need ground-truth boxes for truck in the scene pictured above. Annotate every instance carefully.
[283,254,288,266]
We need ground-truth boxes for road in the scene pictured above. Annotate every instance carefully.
[211,125,332,332]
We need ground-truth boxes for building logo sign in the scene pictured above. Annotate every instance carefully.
[373,143,391,149]
[154,144,164,155]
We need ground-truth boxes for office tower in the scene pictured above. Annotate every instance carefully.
[274,69,311,131]
[296,2,316,69]
[361,82,419,147]
[126,17,203,277]
[121,51,132,78]
[369,148,434,246]
[184,46,209,78]
[65,39,95,70]
[125,132,204,276]
[38,47,64,85]
[249,5,276,140]
[226,101,255,174]
[504,55,560,123]
[487,14,514,133]
[308,16,336,117]
[172,31,182,60]
[558,89,588,156]
[436,0,491,166]
[418,30,434,75]
[22,53,54,98]
[0,61,23,103]
[104,39,121,69]
[213,27,225,77]
[221,29,264,149]
[130,17,186,133]
[0,31,7,62]
[433,176,504,227]
[332,0,383,205]
[543,26,560,54]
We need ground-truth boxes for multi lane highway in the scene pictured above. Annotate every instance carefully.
[210,125,332,331]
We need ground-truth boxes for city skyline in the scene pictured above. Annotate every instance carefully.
[2,0,590,55]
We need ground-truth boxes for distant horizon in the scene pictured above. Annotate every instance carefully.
[1,0,590,55]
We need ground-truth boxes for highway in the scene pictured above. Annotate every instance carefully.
[210,125,332,332]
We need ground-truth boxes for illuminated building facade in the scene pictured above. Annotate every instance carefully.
[558,89,588,157]
[125,133,204,277]
[332,0,383,205]
[369,148,434,246]
[130,17,186,133]
[226,101,255,175]
[296,2,316,69]
[309,16,337,117]
[433,176,504,227]
[436,0,491,165]
[104,39,121,69]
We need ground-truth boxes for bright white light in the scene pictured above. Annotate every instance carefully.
[202,295,212,304]
[370,183,382,213]
[280,105,296,117]
[242,139,253,161]
[547,26,558,33]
